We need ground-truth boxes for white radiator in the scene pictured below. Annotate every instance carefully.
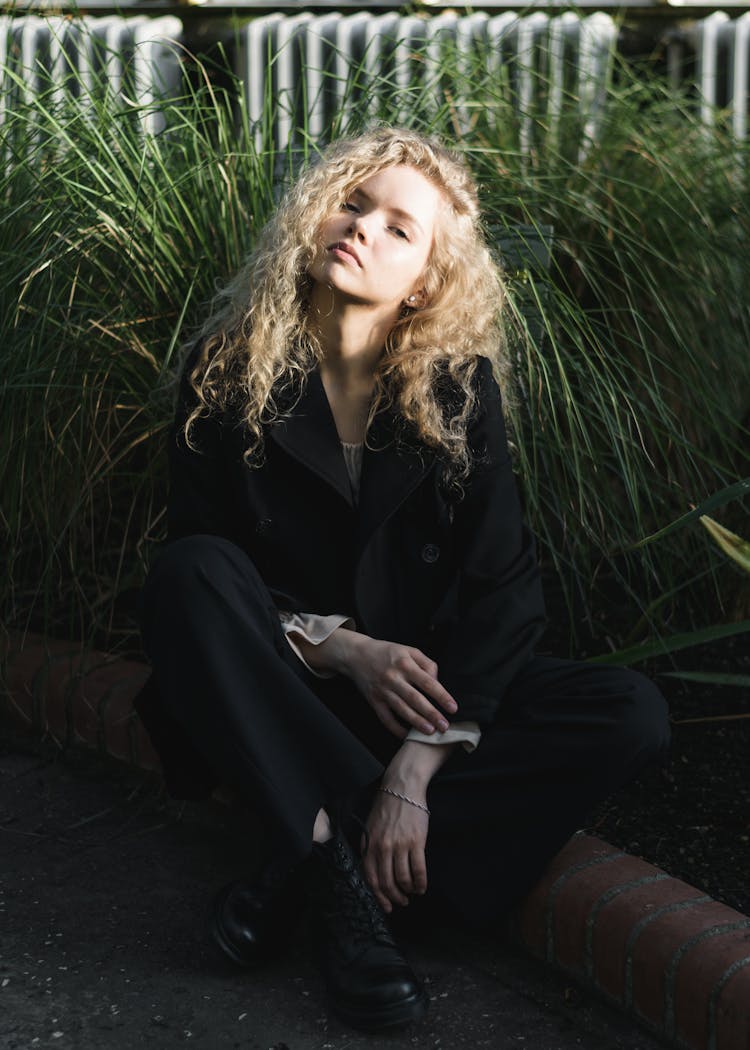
[237,12,618,156]
[0,15,183,136]
[665,11,750,139]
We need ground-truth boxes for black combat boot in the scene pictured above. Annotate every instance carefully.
[208,855,306,967]
[305,829,428,1032]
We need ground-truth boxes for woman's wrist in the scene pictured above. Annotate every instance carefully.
[379,785,431,815]
[383,739,455,796]
[295,624,362,676]
[323,625,363,676]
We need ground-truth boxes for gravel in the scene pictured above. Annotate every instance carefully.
[593,638,750,915]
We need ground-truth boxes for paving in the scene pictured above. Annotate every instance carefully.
[4,632,750,1050]
[0,734,664,1050]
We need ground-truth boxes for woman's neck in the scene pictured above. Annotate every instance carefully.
[309,284,397,388]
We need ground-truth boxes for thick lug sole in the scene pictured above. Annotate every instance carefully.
[329,987,429,1032]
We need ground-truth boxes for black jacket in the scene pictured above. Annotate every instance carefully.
[164,354,546,728]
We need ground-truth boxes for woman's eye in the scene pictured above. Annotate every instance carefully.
[341,201,359,213]
[390,227,409,240]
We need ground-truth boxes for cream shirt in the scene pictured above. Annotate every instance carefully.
[278,440,481,753]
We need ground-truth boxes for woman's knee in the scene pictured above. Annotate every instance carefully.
[520,657,670,765]
[604,667,671,768]
[146,535,258,600]
[140,534,273,638]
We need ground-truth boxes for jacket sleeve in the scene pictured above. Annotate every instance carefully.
[435,357,547,727]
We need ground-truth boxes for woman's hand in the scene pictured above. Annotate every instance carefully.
[334,631,458,739]
[362,739,456,912]
[362,786,429,912]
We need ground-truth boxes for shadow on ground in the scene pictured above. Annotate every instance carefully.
[1,732,663,1050]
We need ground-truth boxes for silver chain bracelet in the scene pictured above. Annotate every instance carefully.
[379,786,430,816]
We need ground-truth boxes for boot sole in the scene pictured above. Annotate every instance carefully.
[206,886,263,969]
[329,987,429,1032]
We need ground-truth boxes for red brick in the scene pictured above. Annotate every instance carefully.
[2,659,38,726]
[3,689,35,729]
[77,659,157,773]
[2,629,41,658]
[74,659,147,751]
[514,834,622,957]
[592,877,708,1004]
[3,638,47,678]
[4,633,158,776]
[0,630,14,660]
[3,639,107,744]
[41,649,92,745]
[98,681,141,764]
[673,927,750,1050]
[211,782,236,806]
[2,642,48,728]
[112,661,150,702]
[102,666,150,764]
[715,959,750,1050]
[552,852,659,975]
[4,632,71,665]
[630,899,745,1030]
[68,679,100,749]
[132,716,162,773]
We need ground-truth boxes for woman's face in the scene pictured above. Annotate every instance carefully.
[309,164,442,314]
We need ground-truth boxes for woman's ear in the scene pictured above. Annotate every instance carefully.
[404,288,428,310]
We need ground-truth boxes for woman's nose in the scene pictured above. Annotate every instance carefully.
[347,215,368,241]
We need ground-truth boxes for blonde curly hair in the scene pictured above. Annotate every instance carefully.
[182,125,509,490]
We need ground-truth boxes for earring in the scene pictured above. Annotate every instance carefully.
[407,295,417,304]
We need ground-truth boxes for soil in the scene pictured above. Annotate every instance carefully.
[591,636,750,915]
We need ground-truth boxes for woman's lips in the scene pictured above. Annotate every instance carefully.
[329,241,361,267]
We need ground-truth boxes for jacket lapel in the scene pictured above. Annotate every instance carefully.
[356,404,437,553]
[268,366,354,506]
[268,366,437,549]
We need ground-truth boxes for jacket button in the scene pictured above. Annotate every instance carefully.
[255,518,273,535]
[421,543,440,564]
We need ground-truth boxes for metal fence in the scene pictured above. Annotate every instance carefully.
[1,11,748,145]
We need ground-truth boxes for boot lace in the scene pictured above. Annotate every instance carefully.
[320,837,394,948]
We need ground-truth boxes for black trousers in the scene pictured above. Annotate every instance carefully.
[138,535,671,927]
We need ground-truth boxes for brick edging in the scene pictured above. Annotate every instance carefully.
[1,630,157,771]
[512,834,750,1050]
[2,630,749,1050]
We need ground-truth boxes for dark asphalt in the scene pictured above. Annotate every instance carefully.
[1,732,665,1050]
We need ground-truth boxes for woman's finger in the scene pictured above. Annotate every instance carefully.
[378,848,409,908]
[407,650,457,711]
[390,687,449,732]
[410,667,457,715]
[362,835,391,909]
[377,690,435,734]
[394,848,414,896]
[409,846,428,896]
[410,649,439,677]
[386,692,439,734]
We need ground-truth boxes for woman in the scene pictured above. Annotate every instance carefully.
[136,127,670,1033]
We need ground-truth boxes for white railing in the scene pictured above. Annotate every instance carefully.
[665,11,750,139]
[5,11,746,153]
[236,12,618,155]
[0,15,183,136]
